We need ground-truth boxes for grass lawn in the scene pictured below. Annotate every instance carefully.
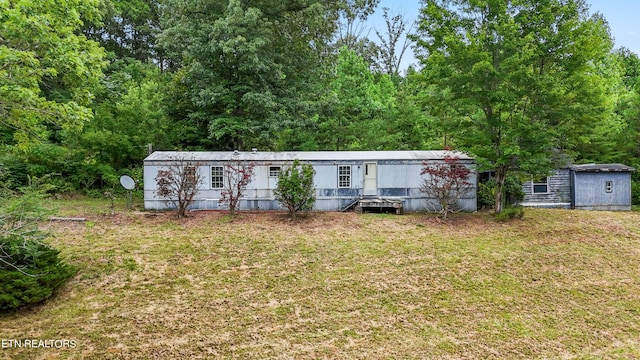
[2,200,640,359]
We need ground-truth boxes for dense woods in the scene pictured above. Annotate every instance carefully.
[2,0,640,211]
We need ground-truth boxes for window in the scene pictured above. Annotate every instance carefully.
[184,166,197,187]
[338,165,351,188]
[606,181,613,193]
[211,166,224,189]
[532,176,549,194]
[269,166,281,177]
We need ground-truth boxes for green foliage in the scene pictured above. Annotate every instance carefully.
[0,155,29,191]
[477,182,496,211]
[478,176,525,210]
[273,160,316,218]
[82,0,162,63]
[494,205,525,222]
[632,181,640,206]
[0,0,106,149]
[630,166,640,206]
[159,0,340,150]
[0,234,75,311]
[413,0,615,213]
[0,187,75,311]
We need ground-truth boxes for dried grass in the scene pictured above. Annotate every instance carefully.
[2,204,640,359]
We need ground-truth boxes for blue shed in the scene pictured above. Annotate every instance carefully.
[570,164,635,211]
[521,164,634,210]
[143,150,477,213]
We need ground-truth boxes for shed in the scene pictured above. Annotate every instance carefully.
[570,164,635,211]
[143,150,477,213]
[521,164,634,210]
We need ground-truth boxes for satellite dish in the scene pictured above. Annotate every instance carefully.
[120,175,135,190]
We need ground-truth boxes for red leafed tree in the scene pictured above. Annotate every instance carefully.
[420,155,473,220]
[220,158,255,216]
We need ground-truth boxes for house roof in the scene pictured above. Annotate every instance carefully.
[144,150,474,162]
[570,163,635,172]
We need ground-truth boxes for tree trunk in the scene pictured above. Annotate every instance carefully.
[494,165,508,214]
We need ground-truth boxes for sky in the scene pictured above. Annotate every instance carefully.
[368,0,640,71]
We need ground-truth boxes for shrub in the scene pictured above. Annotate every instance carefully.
[155,156,203,217]
[219,158,255,217]
[632,180,640,206]
[0,187,75,311]
[477,181,496,210]
[494,205,525,222]
[274,160,316,219]
[0,234,76,311]
[0,155,29,191]
[420,155,473,220]
[478,175,525,210]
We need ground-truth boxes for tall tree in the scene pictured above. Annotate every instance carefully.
[613,49,640,164]
[413,0,614,213]
[334,0,380,67]
[374,7,413,77]
[319,47,395,150]
[159,0,345,151]
[0,0,105,150]
[82,0,162,64]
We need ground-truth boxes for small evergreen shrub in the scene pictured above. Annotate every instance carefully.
[0,235,75,311]
[0,186,75,311]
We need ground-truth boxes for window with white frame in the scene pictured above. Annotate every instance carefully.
[211,166,224,189]
[269,166,281,177]
[338,165,351,188]
[605,181,613,193]
[184,166,197,187]
[532,176,549,194]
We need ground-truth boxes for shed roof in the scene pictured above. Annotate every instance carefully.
[570,163,635,172]
[144,150,474,162]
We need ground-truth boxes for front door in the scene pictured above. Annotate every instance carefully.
[363,162,377,196]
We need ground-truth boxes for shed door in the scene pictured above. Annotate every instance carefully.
[364,162,377,196]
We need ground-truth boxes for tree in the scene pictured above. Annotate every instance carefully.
[420,155,473,220]
[413,0,614,213]
[158,0,344,150]
[374,7,413,77]
[334,0,380,68]
[273,160,316,219]
[0,0,105,150]
[155,157,202,217]
[219,158,255,217]
[82,0,163,65]
[319,47,397,150]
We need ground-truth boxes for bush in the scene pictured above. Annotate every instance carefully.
[632,180,640,206]
[477,181,496,210]
[478,175,525,210]
[274,160,316,219]
[0,187,75,311]
[0,235,75,311]
[494,205,525,222]
[0,155,29,191]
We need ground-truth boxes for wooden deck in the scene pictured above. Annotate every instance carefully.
[354,198,404,215]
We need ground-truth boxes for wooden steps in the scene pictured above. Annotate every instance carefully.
[354,198,403,215]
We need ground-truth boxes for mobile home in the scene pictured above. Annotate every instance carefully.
[143,150,477,213]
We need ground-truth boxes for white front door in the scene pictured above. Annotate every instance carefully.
[363,162,377,196]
